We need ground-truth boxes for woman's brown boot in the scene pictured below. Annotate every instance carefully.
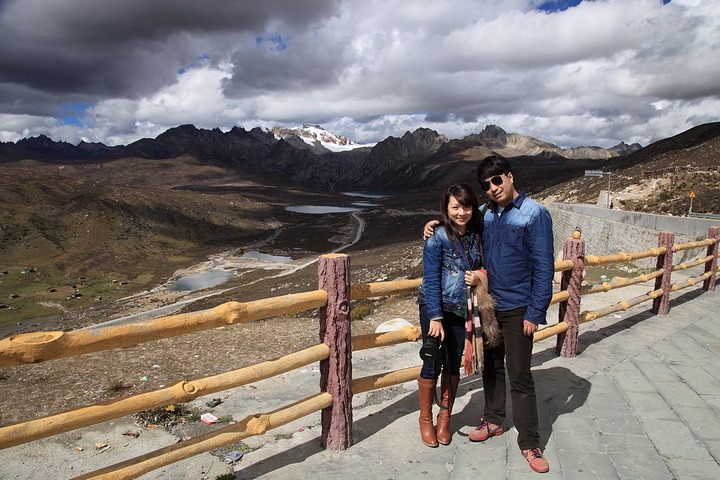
[436,374,460,445]
[417,377,438,447]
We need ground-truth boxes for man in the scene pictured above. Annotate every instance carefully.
[424,154,554,473]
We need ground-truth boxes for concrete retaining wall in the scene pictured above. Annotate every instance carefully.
[551,203,718,239]
[548,204,707,269]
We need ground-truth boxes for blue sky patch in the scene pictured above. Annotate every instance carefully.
[59,102,89,126]
[255,33,290,52]
[536,0,583,13]
[178,54,211,75]
[536,0,670,13]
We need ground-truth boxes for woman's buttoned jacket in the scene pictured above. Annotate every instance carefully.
[419,226,483,321]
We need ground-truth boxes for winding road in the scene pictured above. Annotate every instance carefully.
[80,212,366,329]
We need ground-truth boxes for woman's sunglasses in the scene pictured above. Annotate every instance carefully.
[480,175,504,191]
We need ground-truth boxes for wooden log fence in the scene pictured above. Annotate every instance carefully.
[547,225,718,357]
[0,280,423,369]
[0,226,718,480]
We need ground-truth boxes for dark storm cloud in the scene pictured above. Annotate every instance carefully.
[0,0,337,105]
[222,32,348,97]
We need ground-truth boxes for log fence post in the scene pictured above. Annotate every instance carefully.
[704,226,719,291]
[652,231,674,315]
[556,231,584,357]
[318,254,353,450]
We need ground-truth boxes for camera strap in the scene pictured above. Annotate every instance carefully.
[434,342,454,410]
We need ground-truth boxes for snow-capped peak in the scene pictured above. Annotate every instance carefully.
[269,124,375,152]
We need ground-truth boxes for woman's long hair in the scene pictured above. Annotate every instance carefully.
[439,183,480,249]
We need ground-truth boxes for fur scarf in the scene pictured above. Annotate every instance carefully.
[464,282,500,376]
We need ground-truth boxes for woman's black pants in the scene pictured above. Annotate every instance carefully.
[418,303,465,379]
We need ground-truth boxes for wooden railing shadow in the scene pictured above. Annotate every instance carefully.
[0,228,717,479]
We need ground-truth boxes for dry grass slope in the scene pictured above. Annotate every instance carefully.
[534,123,720,215]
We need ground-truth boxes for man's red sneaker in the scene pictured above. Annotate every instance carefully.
[522,448,549,473]
[468,421,504,442]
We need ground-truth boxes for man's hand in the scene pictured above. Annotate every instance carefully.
[523,320,538,337]
[423,220,440,240]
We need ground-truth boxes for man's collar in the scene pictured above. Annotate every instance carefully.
[490,191,526,211]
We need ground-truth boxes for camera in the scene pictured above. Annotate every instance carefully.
[419,336,443,362]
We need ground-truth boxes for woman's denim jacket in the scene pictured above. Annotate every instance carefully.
[418,226,483,321]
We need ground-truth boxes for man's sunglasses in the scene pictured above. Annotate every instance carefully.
[480,175,504,191]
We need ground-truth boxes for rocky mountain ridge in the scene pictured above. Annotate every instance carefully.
[464,124,624,160]
[1,124,638,192]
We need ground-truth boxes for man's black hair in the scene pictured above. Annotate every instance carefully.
[476,154,513,184]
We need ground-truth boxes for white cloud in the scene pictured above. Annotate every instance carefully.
[0,114,62,142]
[0,0,719,149]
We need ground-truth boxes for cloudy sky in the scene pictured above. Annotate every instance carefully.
[0,0,718,149]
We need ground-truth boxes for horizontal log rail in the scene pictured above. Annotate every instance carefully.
[0,280,422,369]
[671,271,713,291]
[537,287,663,342]
[578,289,664,324]
[0,343,330,450]
[0,326,422,451]
[554,260,574,272]
[580,269,664,295]
[550,255,709,305]
[352,366,422,395]
[352,325,422,351]
[73,392,335,480]
[672,255,713,271]
[550,290,570,306]
[75,364,425,480]
[584,246,666,267]
[0,290,328,368]
[674,238,716,252]
[2,238,712,370]
[533,321,568,342]
[350,279,421,300]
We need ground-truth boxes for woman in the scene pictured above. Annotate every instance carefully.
[417,183,486,447]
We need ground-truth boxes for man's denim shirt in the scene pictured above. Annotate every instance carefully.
[419,226,483,321]
[483,192,554,325]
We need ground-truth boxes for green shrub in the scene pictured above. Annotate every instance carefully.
[350,304,373,321]
[134,403,200,427]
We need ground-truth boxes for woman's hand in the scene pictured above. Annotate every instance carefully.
[428,319,444,341]
[465,269,487,287]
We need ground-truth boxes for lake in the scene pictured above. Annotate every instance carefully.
[285,202,380,215]
[169,271,235,291]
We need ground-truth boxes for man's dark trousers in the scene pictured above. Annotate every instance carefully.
[481,306,540,450]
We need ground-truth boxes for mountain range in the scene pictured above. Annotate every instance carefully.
[0,124,640,192]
